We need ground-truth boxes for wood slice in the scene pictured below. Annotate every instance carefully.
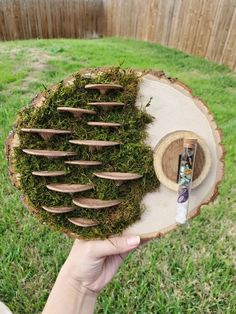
[87,121,121,128]
[94,172,143,185]
[85,83,123,95]
[57,107,96,118]
[153,131,211,191]
[65,160,102,167]
[32,170,67,177]
[6,69,224,242]
[68,217,99,227]
[22,149,77,159]
[21,128,71,140]
[87,102,125,109]
[73,197,122,209]
[42,206,75,213]
[46,184,93,193]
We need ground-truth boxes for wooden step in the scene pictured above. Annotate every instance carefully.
[85,83,123,95]
[22,149,77,159]
[57,107,96,118]
[87,102,124,110]
[42,206,75,213]
[32,170,67,177]
[87,121,121,128]
[65,160,102,168]
[21,128,71,140]
[46,183,93,193]
[69,139,120,152]
[68,217,99,227]
[93,172,143,185]
[73,197,121,209]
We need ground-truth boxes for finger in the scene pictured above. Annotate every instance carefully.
[91,235,140,258]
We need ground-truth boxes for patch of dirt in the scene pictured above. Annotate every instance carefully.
[1,47,59,97]
[20,48,53,88]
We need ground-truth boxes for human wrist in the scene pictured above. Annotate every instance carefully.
[60,261,99,297]
[43,264,97,314]
[58,264,98,314]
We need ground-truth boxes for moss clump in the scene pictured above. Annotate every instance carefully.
[14,67,159,239]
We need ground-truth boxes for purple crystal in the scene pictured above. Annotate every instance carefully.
[177,187,189,203]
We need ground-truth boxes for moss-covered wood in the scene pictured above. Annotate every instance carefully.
[12,67,159,239]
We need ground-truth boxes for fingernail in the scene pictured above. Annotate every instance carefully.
[127,236,140,247]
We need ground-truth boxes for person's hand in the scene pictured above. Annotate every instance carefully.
[61,235,141,293]
[43,235,144,314]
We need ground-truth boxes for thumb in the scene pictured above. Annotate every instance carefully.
[91,235,140,258]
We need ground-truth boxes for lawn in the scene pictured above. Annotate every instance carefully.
[0,38,235,314]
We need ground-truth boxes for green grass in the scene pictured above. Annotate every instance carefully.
[0,38,235,313]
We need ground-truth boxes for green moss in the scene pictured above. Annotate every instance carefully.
[14,67,159,239]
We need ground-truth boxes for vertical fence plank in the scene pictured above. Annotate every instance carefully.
[221,7,236,69]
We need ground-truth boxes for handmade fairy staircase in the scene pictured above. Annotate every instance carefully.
[6,71,148,237]
[6,67,224,240]
[29,83,140,227]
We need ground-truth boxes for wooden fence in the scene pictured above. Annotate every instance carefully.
[0,0,105,40]
[1,0,236,70]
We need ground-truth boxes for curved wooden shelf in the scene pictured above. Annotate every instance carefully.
[73,197,122,209]
[46,183,93,193]
[57,107,96,118]
[85,83,123,95]
[87,121,121,128]
[22,149,77,159]
[68,217,99,227]
[42,206,75,213]
[65,160,102,168]
[93,172,143,185]
[69,140,121,152]
[32,170,67,177]
[87,102,124,110]
[21,128,71,140]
